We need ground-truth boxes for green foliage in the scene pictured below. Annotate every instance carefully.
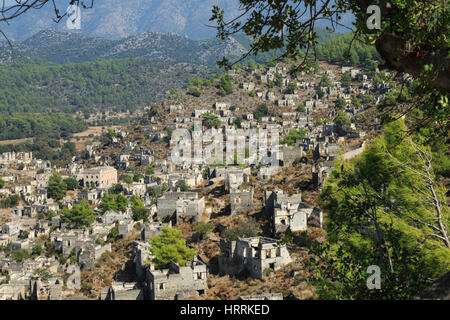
[148,227,197,269]
[188,87,201,97]
[218,74,233,95]
[47,173,67,201]
[0,194,20,208]
[13,249,30,263]
[195,222,213,237]
[63,178,78,191]
[0,112,87,141]
[233,117,242,129]
[107,224,119,242]
[315,119,450,299]
[100,193,129,213]
[222,218,260,241]
[287,81,297,93]
[280,128,308,146]
[253,103,269,121]
[31,245,43,256]
[340,72,352,87]
[175,180,190,192]
[109,184,124,194]
[145,165,155,175]
[130,195,148,222]
[122,174,133,184]
[297,103,306,113]
[351,95,361,109]
[0,57,207,117]
[0,177,5,188]
[202,112,222,128]
[335,97,347,110]
[315,118,329,126]
[61,199,95,229]
[33,268,51,280]
[133,173,143,182]
[18,230,29,240]
[319,73,332,88]
[334,111,351,130]
[147,184,168,204]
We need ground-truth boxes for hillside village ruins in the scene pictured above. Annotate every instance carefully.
[0,60,391,300]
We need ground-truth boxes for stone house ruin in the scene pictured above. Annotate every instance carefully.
[218,237,292,280]
[156,191,205,224]
[265,190,323,234]
[146,255,207,300]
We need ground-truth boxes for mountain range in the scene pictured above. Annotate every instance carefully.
[0,26,342,66]
[0,0,353,42]
[0,29,248,65]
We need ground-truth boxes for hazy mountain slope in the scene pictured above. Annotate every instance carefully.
[0,0,242,41]
[0,27,343,66]
[0,29,247,65]
[0,0,353,42]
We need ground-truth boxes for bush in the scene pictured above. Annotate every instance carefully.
[107,224,119,242]
[263,268,273,276]
[188,87,201,97]
[63,177,78,190]
[31,245,43,256]
[195,222,212,237]
[222,218,260,241]
[13,249,30,263]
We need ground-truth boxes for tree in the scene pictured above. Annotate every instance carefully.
[297,103,306,113]
[319,74,332,89]
[287,81,297,93]
[335,97,347,110]
[32,245,43,256]
[253,103,269,121]
[61,199,95,228]
[18,230,29,240]
[195,222,213,237]
[175,180,190,192]
[13,249,30,263]
[340,72,352,87]
[222,218,260,241]
[315,119,450,299]
[109,184,124,194]
[64,177,78,190]
[188,87,201,97]
[47,173,67,201]
[334,111,351,132]
[145,165,155,175]
[130,195,148,222]
[133,172,143,182]
[122,174,133,184]
[147,184,168,204]
[0,177,4,188]
[351,95,361,109]
[147,227,197,269]
[218,74,233,95]
[100,193,129,213]
[202,113,222,128]
[280,128,308,146]
[107,224,119,242]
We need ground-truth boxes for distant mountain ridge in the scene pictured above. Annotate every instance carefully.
[0,27,343,66]
[0,0,353,42]
[0,0,244,41]
[0,29,248,65]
